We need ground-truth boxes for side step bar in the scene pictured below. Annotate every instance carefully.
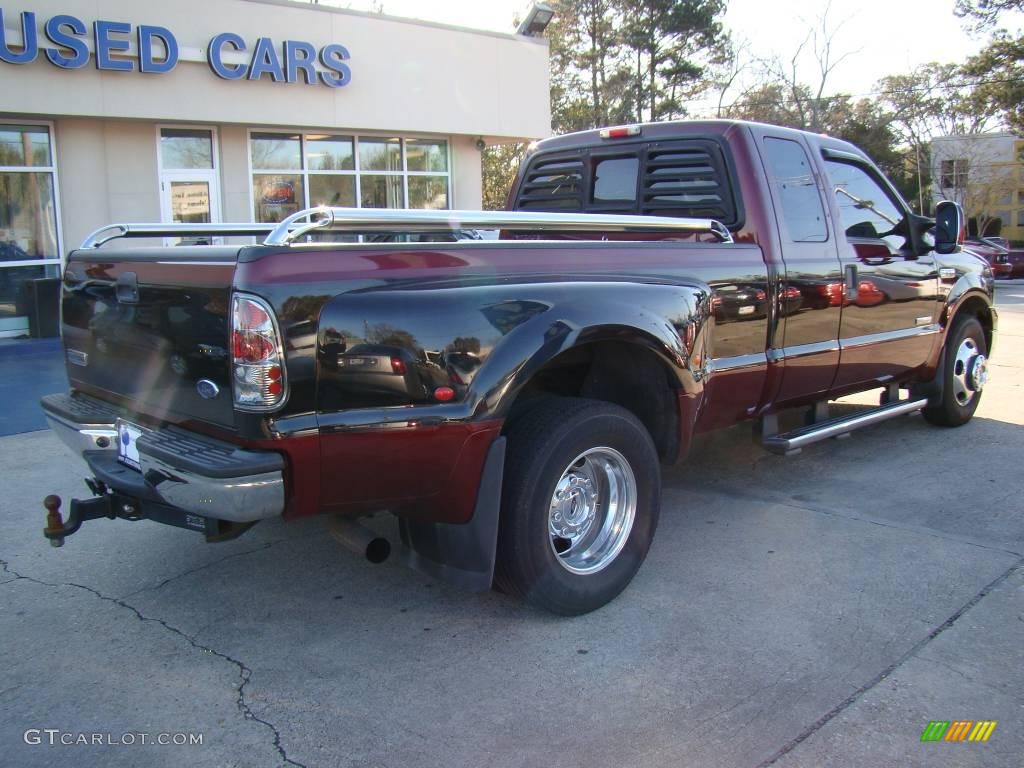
[762,398,929,456]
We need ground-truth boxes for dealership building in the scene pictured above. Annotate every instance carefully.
[0,0,550,337]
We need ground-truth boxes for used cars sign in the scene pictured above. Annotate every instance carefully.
[0,7,352,86]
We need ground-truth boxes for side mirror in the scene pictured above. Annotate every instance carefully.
[934,200,965,255]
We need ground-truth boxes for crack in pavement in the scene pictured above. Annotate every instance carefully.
[117,540,283,600]
[754,557,1024,767]
[0,558,306,768]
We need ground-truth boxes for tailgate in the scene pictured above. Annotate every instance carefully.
[61,246,240,429]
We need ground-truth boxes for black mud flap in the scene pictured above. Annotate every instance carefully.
[398,437,505,593]
[910,346,946,406]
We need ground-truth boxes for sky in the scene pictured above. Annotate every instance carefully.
[327,0,1012,112]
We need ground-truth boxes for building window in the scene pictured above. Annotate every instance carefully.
[0,122,61,336]
[249,132,450,223]
[940,158,968,190]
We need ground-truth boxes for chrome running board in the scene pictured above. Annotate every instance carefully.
[762,398,929,456]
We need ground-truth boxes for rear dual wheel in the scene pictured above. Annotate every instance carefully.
[495,398,660,616]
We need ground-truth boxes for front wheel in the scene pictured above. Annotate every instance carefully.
[494,397,661,615]
[921,315,988,427]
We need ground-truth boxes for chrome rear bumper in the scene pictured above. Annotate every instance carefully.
[41,393,284,523]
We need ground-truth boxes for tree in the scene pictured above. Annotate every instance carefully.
[721,83,802,126]
[963,35,1024,133]
[547,0,729,132]
[619,0,728,122]
[875,62,1000,212]
[557,0,621,127]
[955,0,1023,27]
[481,143,528,210]
[718,3,860,132]
[954,0,1024,132]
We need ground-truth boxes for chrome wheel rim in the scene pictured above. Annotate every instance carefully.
[952,337,985,406]
[548,447,637,575]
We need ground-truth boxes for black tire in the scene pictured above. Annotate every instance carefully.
[494,397,661,615]
[921,315,987,427]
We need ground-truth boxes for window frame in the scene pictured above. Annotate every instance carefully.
[939,157,969,190]
[0,118,64,269]
[245,128,453,220]
[155,124,220,174]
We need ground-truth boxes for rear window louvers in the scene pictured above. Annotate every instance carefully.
[515,155,584,211]
[640,143,735,224]
[513,137,741,230]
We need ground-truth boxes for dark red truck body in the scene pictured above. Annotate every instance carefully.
[41,120,997,602]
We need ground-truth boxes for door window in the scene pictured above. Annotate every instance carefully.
[762,137,827,242]
[824,160,907,251]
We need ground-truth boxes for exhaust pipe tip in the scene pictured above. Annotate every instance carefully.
[328,515,391,564]
[365,537,391,564]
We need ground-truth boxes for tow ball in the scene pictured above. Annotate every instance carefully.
[42,494,123,547]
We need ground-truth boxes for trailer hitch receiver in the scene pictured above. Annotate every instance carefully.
[43,494,116,547]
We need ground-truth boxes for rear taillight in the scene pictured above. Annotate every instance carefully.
[231,293,286,410]
[390,356,407,375]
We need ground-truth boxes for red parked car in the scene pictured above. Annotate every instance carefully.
[966,238,1012,278]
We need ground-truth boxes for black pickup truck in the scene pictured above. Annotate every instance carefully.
[41,120,996,614]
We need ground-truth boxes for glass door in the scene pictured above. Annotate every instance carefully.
[157,128,220,244]
[0,123,62,337]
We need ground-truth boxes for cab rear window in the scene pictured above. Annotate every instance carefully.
[514,137,741,229]
[593,157,639,203]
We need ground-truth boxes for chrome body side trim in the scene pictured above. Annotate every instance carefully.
[766,340,840,363]
[839,324,940,350]
[710,352,768,372]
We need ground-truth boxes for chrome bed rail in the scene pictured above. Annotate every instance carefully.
[80,223,278,249]
[263,206,734,245]
[79,209,734,249]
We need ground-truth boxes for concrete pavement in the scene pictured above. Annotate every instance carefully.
[0,290,1021,767]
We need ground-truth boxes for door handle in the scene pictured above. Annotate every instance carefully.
[844,264,858,301]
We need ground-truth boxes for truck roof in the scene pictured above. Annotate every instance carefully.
[531,119,870,163]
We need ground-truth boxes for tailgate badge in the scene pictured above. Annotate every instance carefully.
[196,380,220,399]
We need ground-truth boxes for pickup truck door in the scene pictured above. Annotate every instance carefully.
[757,133,843,404]
[820,155,941,391]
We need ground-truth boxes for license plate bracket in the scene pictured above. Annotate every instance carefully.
[116,419,143,471]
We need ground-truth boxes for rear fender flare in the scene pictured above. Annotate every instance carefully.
[469,284,714,421]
